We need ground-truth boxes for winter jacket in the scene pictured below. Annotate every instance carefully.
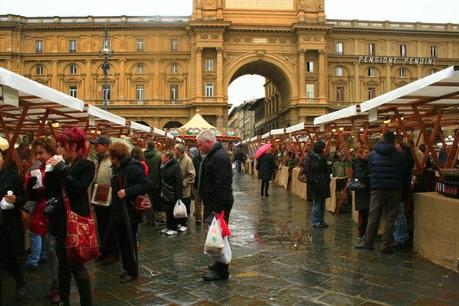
[368,142,405,190]
[303,152,331,199]
[352,158,370,211]
[178,153,195,199]
[198,142,234,214]
[110,158,151,225]
[192,154,202,189]
[0,166,26,257]
[44,158,95,240]
[234,150,246,162]
[91,152,112,205]
[144,149,162,191]
[160,158,183,207]
[257,153,276,181]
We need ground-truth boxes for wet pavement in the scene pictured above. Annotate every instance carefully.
[3,173,459,306]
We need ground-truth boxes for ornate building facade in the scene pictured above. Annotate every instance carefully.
[1,0,458,129]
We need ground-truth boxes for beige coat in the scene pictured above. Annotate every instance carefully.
[178,153,196,199]
[90,152,112,204]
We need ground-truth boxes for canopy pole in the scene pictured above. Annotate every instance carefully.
[412,105,440,169]
[445,130,459,168]
[36,109,51,137]
[0,113,23,172]
[394,110,422,174]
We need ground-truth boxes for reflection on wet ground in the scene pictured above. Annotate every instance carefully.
[3,173,459,305]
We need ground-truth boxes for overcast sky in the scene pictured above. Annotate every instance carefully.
[2,0,457,108]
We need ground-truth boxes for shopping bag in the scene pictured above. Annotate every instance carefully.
[173,199,188,218]
[213,236,232,264]
[217,211,231,237]
[204,217,224,255]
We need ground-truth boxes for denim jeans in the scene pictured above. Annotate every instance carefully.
[235,160,242,173]
[25,232,48,267]
[312,196,326,226]
[393,201,409,244]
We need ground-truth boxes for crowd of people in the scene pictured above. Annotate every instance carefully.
[0,128,234,305]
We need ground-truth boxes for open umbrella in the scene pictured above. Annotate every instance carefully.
[255,143,272,159]
[0,137,9,151]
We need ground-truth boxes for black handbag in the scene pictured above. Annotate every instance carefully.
[161,182,176,203]
[348,178,366,191]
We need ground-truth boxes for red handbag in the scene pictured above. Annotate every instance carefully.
[62,189,99,264]
[118,176,151,214]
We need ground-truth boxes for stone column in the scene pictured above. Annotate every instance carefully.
[298,49,306,102]
[318,50,327,102]
[85,60,92,101]
[385,65,391,92]
[195,47,203,102]
[119,59,126,100]
[354,62,360,103]
[216,47,223,102]
[52,60,58,89]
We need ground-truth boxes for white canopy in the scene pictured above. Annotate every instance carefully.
[0,67,84,111]
[314,106,359,125]
[181,113,215,130]
[361,65,459,113]
[130,121,151,133]
[286,122,305,133]
[270,128,285,135]
[86,105,126,126]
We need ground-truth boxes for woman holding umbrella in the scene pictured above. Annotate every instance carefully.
[255,143,276,197]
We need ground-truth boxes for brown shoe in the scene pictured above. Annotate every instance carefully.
[46,284,58,298]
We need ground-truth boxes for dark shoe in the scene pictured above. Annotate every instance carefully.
[195,220,202,226]
[203,270,229,281]
[313,224,326,229]
[46,284,58,298]
[380,246,394,254]
[16,284,26,300]
[24,263,38,270]
[208,263,216,271]
[354,240,374,250]
[265,193,269,197]
[319,223,329,228]
[57,299,70,306]
[119,270,128,279]
[102,255,119,266]
[120,274,137,284]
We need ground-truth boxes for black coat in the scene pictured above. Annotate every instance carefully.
[44,158,95,240]
[198,142,233,214]
[303,152,331,199]
[234,150,246,162]
[257,153,275,181]
[160,158,183,209]
[368,142,405,190]
[192,155,202,189]
[110,158,151,224]
[352,158,370,211]
[0,167,26,257]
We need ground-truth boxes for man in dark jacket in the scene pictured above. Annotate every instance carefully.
[197,130,233,281]
[355,132,405,254]
[144,140,164,224]
[233,146,246,174]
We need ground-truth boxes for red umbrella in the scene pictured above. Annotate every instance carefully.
[255,143,272,159]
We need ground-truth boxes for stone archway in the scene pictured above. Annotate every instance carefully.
[224,53,298,108]
[163,120,183,129]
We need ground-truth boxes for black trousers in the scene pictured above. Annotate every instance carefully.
[177,197,191,227]
[358,209,369,238]
[114,222,138,278]
[261,179,270,195]
[94,205,118,258]
[56,240,92,306]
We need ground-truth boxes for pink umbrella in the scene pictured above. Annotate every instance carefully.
[255,143,272,159]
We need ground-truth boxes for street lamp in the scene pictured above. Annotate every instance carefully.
[101,29,111,111]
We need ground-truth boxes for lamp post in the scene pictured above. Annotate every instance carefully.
[101,29,111,111]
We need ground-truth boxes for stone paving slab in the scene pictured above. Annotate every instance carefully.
[2,173,459,306]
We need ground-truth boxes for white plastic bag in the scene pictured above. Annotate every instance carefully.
[213,236,232,264]
[204,217,224,255]
[173,199,188,218]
